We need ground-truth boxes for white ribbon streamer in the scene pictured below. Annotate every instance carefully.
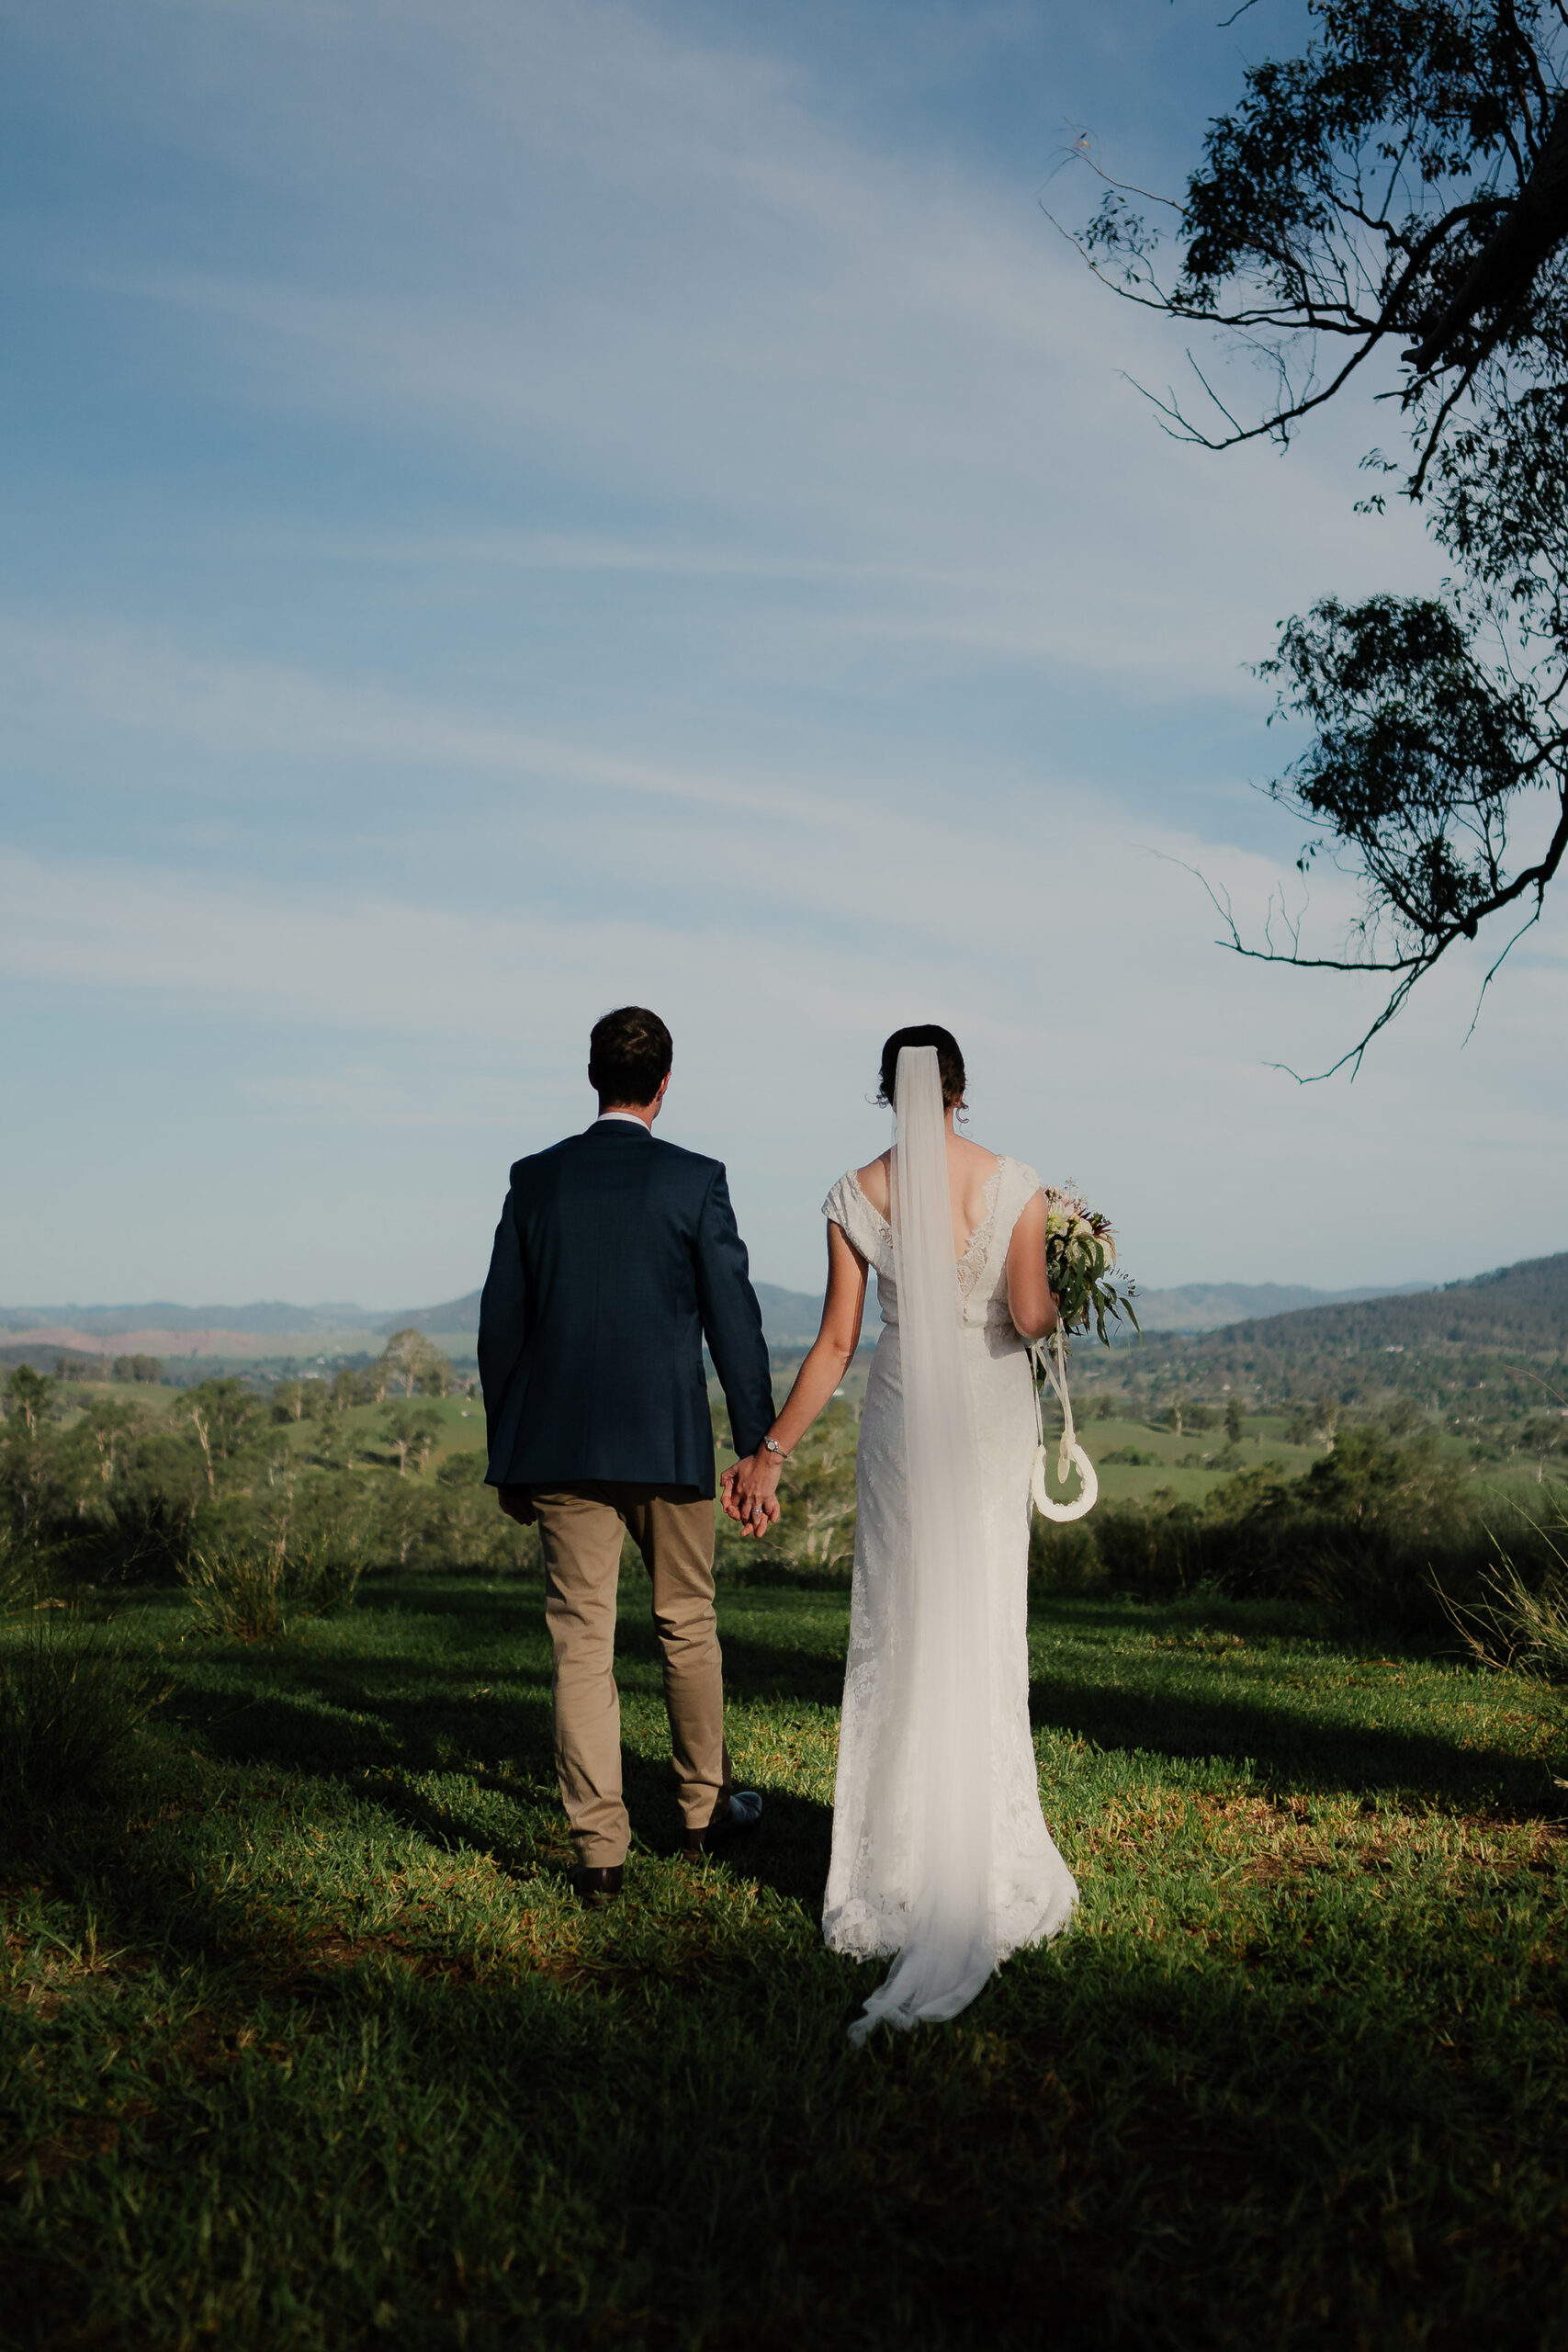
[1029,1329,1099,1524]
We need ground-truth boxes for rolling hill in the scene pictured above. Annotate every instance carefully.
[377,1278,1442,1348]
[1179,1252,1568,1356]
[378,1283,829,1349]
[1127,1279,1433,1332]
[6,1256,1560,1390]
[0,1301,372,1339]
[1114,1251,1568,1412]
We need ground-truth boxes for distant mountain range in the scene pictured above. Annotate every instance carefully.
[369,1277,1441,1345]
[1,1274,1439,1359]
[8,1255,1561,1425]
[389,1281,837,1347]
[1104,1252,1568,1423]
[1143,1251,1568,1365]
[1124,1279,1436,1333]
[0,1301,378,1340]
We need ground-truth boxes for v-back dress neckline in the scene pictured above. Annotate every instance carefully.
[846,1157,1005,1283]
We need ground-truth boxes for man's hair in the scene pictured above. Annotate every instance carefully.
[589,1006,673,1106]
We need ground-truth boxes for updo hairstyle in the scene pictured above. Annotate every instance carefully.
[876,1024,966,1111]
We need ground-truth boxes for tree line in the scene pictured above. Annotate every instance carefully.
[0,1324,520,1593]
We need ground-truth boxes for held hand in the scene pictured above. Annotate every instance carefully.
[728,1446,783,1538]
[498,1485,536,1527]
[721,1458,780,1532]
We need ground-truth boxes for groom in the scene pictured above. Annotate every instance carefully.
[479,1005,777,1905]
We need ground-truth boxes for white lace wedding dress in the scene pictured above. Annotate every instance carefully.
[820,1142,1078,2031]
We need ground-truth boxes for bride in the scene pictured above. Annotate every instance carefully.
[722,1025,1077,2040]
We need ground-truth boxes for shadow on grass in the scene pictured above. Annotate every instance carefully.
[368,1771,557,1883]
[117,1605,837,1907]
[1030,1668,1557,1817]
[6,1584,1563,2349]
[112,1573,1557,1827]
[132,1622,557,1771]
[4,1807,1562,2352]
[354,1576,543,1620]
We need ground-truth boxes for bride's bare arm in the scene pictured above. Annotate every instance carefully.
[772,1223,868,1450]
[723,1223,866,1532]
[1006,1191,1058,1342]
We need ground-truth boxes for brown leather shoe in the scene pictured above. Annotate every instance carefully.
[682,1789,763,1860]
[570,1864,624,1907]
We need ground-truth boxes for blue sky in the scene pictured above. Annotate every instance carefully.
[2,0,1562,1306]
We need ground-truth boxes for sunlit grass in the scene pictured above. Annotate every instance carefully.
[1,1576,1563,2348]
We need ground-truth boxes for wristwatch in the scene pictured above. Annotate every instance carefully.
[761,1437,786,1457]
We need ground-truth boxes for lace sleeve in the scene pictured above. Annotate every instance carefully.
[822,1170,883,1263]
[989,1158,1043,1257]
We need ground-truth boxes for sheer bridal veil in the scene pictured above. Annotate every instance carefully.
[848,1044,998,2042]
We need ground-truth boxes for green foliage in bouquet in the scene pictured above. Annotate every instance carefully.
[1042,1185,1139,1346]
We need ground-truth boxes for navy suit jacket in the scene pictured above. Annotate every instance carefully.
[479,1119,775,1497]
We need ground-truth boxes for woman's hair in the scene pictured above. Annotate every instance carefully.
[589,1005,673,1105]
[876,1024,966,1111]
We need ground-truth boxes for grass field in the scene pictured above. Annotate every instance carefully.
[3,1571,1565,2350]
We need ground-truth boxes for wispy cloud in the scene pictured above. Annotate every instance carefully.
[0,620,792,815]
[0,0,1559,1302]
[35,0,1437,700]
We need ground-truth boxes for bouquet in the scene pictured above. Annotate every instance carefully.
[1043,1183,1138,1347]
[1029,1184,1135,1525]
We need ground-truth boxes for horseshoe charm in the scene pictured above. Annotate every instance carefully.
[1031,1439,1099,1523]
[1029,1331,1100,1522]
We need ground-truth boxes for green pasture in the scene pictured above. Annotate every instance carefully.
[60,1382,489,1470]
[3,1574,1564,2348]
[1056,1415,1325,1507]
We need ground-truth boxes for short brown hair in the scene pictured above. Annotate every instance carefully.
[589,1005,673,1105]
[876,1024,965,1110]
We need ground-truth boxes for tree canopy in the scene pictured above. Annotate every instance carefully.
[1065,0,1568,1069]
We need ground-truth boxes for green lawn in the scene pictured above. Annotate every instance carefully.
[3,1576,1564,2349]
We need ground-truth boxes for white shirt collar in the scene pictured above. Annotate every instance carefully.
[596,1111,650,1129]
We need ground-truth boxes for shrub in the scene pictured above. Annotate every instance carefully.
[1032,1428,1495,1630]
[1028,1514,1102,1581]
[363,1476,532,1571]
[1092,1491,1213,1593]
[775,1404,858,1575]
[0,1620,169,1808]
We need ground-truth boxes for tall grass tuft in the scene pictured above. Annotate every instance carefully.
[1440,1488,1568,1693]
[179,1530,363,1639]
[0,1619,170,1809]
[0,1523,51,1615]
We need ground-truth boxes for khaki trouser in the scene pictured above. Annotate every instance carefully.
[531,1482,731,1868]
